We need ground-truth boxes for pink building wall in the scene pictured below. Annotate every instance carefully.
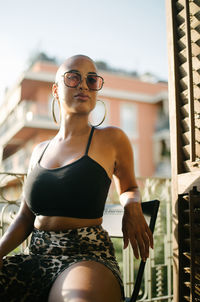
[1,61,168,178]
[138,102,158,177]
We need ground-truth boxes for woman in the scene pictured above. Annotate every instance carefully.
[0,55,153,302]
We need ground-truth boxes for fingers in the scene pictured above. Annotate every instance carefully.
[130,234,147,260]
[129,236,139,259]
[123,230,142,260]
[141,231,150,259]
[122,228,129,249]
[122,212,154,261]
[123,228,153,261]
[146,227,154,249]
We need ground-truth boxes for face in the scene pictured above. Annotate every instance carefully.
[53,56,99,116]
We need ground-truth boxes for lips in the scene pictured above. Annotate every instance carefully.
[74,93,89,101]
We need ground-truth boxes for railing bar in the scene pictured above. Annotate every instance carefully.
[137,294,173,301]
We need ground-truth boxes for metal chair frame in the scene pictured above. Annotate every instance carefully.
[103,199,160,302]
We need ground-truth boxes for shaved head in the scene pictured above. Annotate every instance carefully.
[55,55,97,83]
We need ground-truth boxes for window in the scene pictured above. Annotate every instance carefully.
[120,103,138,138]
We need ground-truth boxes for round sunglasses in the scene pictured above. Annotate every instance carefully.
[61,72,104,91]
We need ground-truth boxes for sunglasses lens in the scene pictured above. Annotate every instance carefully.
[87,75,103,91]
[64,73,80,87]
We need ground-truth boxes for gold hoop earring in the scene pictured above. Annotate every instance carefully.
[51,97,60,125]
[89,99,107,127]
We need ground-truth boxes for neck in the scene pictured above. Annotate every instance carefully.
[58,114,91,139]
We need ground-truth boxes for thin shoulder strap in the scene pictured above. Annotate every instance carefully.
[38,141,51,163]
[85,127,95,155]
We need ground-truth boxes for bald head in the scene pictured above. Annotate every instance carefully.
[55,55,97,83]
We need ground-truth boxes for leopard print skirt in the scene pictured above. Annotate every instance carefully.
[0,225,125,302]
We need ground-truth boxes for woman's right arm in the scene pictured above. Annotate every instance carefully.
[0,142,44,262]
[0,200,35,259]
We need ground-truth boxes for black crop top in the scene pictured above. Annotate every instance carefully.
[24,127,111,219]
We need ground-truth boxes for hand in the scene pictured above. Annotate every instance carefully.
[122,202,153,261]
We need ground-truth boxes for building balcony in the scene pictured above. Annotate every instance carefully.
[0,100,58,157]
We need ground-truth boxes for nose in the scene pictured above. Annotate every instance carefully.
[78,77,88,90]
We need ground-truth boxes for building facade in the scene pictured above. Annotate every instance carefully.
[0,60,169,179]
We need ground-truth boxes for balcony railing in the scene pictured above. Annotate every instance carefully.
[0,172,173,301]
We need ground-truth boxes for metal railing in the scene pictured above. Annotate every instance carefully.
[0,172,173,301]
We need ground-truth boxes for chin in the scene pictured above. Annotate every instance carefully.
[73,106,91,115]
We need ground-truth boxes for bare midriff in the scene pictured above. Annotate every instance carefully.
[34,216,103,231]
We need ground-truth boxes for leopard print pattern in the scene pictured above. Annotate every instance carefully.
[0,226,124,302]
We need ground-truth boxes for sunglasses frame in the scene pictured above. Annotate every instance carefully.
[61,72,104,91]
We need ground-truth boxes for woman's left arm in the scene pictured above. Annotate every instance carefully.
[112,128,153,260]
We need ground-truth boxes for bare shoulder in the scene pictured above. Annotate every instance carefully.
[28,140,50,172]
[95,127,131,156]
[96,126,133,159]
[31,140,50,158]
[94,126,127,145]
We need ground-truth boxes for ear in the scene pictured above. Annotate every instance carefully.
[52,83,58,99]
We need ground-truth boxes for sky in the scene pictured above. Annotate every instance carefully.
[0,0,168,102]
